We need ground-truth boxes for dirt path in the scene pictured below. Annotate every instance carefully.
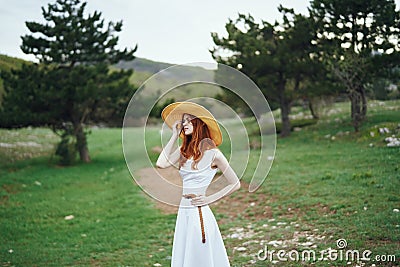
[136,167,181,214]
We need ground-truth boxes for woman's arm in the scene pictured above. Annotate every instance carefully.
[156,120,181,168]
[191,149,240,206]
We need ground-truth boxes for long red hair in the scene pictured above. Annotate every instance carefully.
[179,115,216,169]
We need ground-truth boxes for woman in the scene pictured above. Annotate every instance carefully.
[156,102,240,267]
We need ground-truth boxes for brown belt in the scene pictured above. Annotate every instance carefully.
[183,194,206,243]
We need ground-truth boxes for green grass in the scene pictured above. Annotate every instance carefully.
[1,99,399,266]
[1,128,176,266]
[219,100,400,266]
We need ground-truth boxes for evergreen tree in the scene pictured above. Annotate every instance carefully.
[211,7,325,137]
[0,0,137,163]
[309,0,400,131]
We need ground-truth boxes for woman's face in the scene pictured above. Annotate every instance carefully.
[182,114,194,135]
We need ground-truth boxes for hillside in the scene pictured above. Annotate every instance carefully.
[0,54,221,105]
[116,57,174,74]
[0,54,30,105]
[118,57,221,101]
[0,54,28,72]
[0,54,172,74]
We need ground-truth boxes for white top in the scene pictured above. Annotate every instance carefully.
[179,148,218,196]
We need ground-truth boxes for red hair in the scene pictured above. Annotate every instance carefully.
[179,115,216,169]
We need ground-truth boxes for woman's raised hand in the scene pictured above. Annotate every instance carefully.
[172,120,182,137]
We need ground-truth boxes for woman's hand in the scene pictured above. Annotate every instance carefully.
[156,120,181,168]
[191,195,210,206]
[172,120,182,137]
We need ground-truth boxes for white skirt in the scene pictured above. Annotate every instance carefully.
[171,199,230,267]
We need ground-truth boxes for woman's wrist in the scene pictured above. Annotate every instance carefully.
[205,195,214,205]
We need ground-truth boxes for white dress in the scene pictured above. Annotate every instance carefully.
[171,149,230,267]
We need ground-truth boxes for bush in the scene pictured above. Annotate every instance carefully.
[55,132,77,165]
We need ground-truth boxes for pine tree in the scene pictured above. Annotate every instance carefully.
[310,0,400,131]
[1,0,137,163]
[211,8,325,137]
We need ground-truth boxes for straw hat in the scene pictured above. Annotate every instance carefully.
[161,102,223,146]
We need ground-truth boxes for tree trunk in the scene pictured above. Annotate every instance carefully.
[349,90,362,132]
[74,122,91,163]
[348,84,367,133]
[279,90,291,137]
[360,85,367,120]
[308,99,319,120]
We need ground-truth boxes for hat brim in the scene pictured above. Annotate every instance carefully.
[161,102,223,146]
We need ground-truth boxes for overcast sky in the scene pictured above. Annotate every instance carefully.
[1,0,399,65]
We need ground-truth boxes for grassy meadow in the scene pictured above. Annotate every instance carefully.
[1,100,399,266]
